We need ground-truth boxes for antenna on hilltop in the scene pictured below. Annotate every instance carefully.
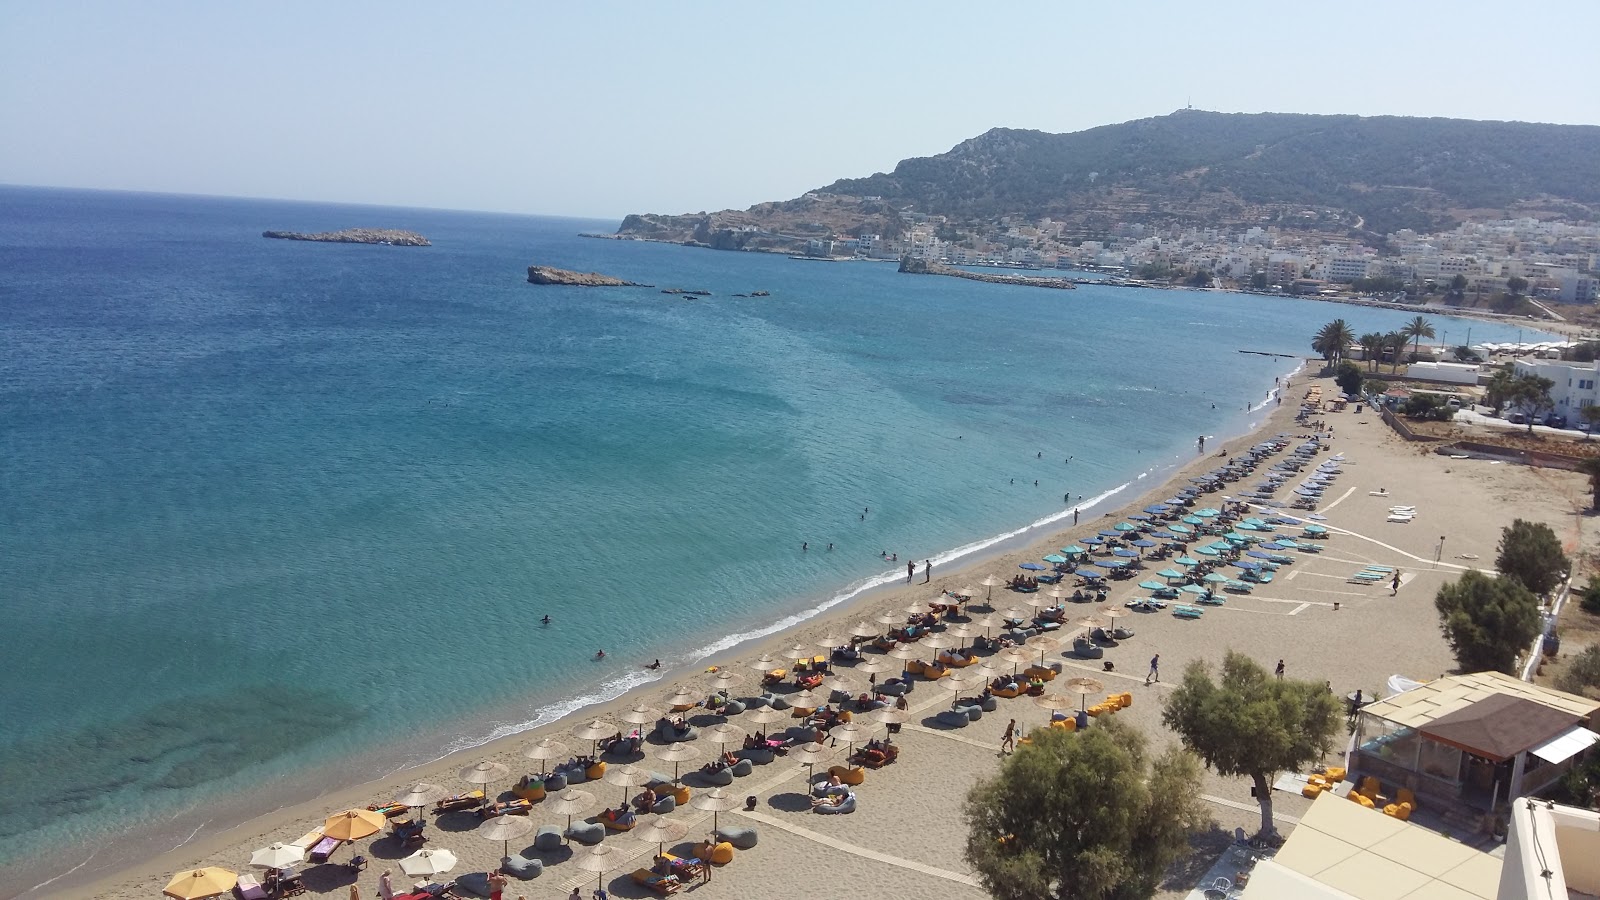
[1186,96,1193,110]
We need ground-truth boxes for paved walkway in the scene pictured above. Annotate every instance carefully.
[731,808,982,886]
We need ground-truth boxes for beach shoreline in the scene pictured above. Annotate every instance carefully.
[39,364,1309,899]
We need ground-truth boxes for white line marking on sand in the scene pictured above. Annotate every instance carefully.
[1319,486,1357,513]
[733,808,983,886]
[1288,603,1310,616]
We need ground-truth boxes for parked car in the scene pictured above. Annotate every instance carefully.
[1546,414,1568,429]
[1507,412,1527,425]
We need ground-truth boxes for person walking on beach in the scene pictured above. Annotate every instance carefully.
[907,560,915,583]
[1391,571,1402,596]
[488,870,507,900]
[1275,659,1285,680]
[1001,719,1016,754]
[923,559,932,583]
[1147,653,1160,685]
[378,870,394,900]
[1073,509,1079,525]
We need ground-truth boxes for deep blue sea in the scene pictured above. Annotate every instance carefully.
[0,185,1541,888]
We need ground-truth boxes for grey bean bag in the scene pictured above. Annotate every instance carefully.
[829,689,851,704]
[714,826,759,849]
[761,693,791,710]
[813,793,857,815]
[454,873,491,897]
[956,704,983,721]
[1072,637,1104,659]
[730,758,753,777]
[543,772,568,792]
[700,767,734,786]
[646,771,675,789]
[722,699,746,715]
[565,821,605,845]
[651,794,677,814]
[979,696,999,712]
[935,709,971,728]
[656,724,699,743]
[562,767,588,784]
[501,854,543,879]
[533,826,564,852]
[742,747,775,765]
[789,726,818,744]
[876,681,908,697]
[747,694,770,709]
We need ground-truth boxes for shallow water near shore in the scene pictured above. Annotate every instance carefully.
[0,186,1543,887]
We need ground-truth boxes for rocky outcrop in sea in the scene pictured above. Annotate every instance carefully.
[263,228,430,246]
[527,265,647,287]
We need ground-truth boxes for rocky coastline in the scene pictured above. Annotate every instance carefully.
[262,228,430,246]
[898,256,1076,290]
[526,265,648,287]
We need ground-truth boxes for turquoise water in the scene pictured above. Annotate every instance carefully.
[0,186,1542,887]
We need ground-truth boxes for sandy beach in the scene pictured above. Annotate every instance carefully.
[60,367,1596,900]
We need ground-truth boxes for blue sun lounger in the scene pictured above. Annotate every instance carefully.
[1173,604,1204,619]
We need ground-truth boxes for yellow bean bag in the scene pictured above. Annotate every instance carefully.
[905,659,927,676]
[1324,766,1346,783]
[1302,783,1323,799]
[1118,692,1132,708]
[922,663,948,680]
[587,761,607,779]
[672,785,690,805]
[1049,717,1077,732]
[828,765,866,785]
[1023,666,1057,682]
[513,780,546,802]
[696,841,735,866]
[993,685,1024,699]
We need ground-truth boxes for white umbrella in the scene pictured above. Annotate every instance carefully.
[248,843,303,871]
[780,643,814,661]
[399,848,458,878]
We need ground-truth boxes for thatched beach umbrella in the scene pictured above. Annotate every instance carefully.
[662,687,700,709]
[979,574,1004,601]
[652,742,701,782]
[393,782,449,823]
[1027,635,1063,667]
[849,621,881,639]
[815,631,847,649]
[704,722,747,746]
[867,706,907,727]
[633,814,690,856]
[789,741,831,783]
[943,670,989,705]
[602,763,651,806]
[919,632,956,652]
[548,788,595,842]
[521,739,568,778]
[748,652,783,671]
[780,643,814,661]
[163,868,238,900]
[477,813,533,858]
[459,760,510,802]
[1064,676,1105,712]
[828,721,874,756]
[746,705,788,727]
[571,718,615,755]
[968,613,1003,638]
[619,704,662,726]
[787,688,825,710]
[690,787,742,832]
[876,610,903,627]
[707,670,741,693]
[577,844,630,891]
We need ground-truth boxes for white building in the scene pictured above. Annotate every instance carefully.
[1559,274,1599,304]
[1514,358,1600,421]
[1327,256,1376,283]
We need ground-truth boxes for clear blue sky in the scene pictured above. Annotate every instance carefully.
[4,0,1598,219]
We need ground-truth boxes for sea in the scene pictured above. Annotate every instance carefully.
[0,185,1543,892]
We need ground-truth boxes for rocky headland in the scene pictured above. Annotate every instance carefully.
[898,256,1075,290]
[262,228,430,246]
[526,265,648,287]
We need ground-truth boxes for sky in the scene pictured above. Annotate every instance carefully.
[4,0,1599,220]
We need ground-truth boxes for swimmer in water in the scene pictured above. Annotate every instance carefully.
[596,649,606,660]
[541,615,551,625]
[646,659,661,670]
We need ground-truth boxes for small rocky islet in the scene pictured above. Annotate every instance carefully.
[262,228,431,246]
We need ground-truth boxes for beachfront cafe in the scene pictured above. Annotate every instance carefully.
[1349,672,1600,826]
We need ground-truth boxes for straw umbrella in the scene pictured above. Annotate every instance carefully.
[248,843,303,872]
[828,721,874,756]
[662,687,699,710]
[920,632,955,654]
[704,722,747,748]
[1046,585,1072,601]
[817,672,855,695]
[633,814,689,856]
[1063,676,1105,712]
[576,844,629,891]
[747,652,783,672]
[521,739,567,776]
[652,742,701,782]
[547,788,594,842]
[969,613,1003,638]
[619,704,662,727]
[459,760,510,802]
[1028,635,1064,668]
[602,763,652,806]
[849,621,881,639]
[707,670,741,694]
[399,847,457,879]
[867,706,907,728]
[477,814,533,858]
[780,643,814,661]
[853,658,888,677]
[1034,691,1077,731]
[789,741,831,784]
[875,610,903,627]
[787,688,825,710]
[944,622,980,653]
[815,631,847,650]
[745,705,787,741]
[996,646,1034,675]
[690,787,742,833]
[163,868,237,900]
[998,606,1029,624]
[392,781,447,825]
[1073,615,1108,638]
[571,718,615,756]
[886,643,922,679]
[323,808,386,842]
[979,574,1005,602]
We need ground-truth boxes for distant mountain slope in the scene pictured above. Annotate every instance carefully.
[617,110,1600,248]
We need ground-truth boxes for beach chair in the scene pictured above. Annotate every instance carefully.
[236,875,269,900]
[308,835,343,863]
[1173,605,1204,619]
[289,830,322,850]
[434,789,485,812]
[632,869,683,895]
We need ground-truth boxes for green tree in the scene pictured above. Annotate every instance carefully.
[1162,651,1340,837]
[1577,457,1600,505]
[1366,378,1390,397]
[1403,315,1436,362]
[1385,331,1409,372]
[1334,361,1363,397]
[1435,570,1543,674]
[963,719,1208,900]
[1250,272,1268,290]
[1556,646,1600,695]
[1447,274,1469,302]
[1576,574,1600,616]
[1497,519,1570,596]
[1506,373,1555,433]
[1402,394,1455,421]
[1485,369,1517,414]
[1582,406,1600,443]
[1312,319,1354,365]
[1508,276,1530,296]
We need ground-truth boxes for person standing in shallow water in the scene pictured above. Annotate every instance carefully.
[907,560,915,583]
[923,559,932,583]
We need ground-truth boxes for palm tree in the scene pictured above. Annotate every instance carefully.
[1358,333,1385,371]
[1577,457,1600,510]
[1312,319,1354,366]
[1403,316,1436,364]
[1384,331,1408,373]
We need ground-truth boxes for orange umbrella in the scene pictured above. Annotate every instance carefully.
[322,808,386,841]
[163,868,238,900]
